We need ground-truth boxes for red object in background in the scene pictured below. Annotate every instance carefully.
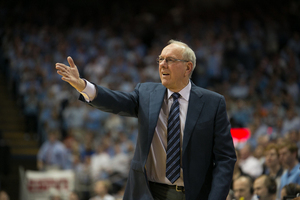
[231,128,251,142]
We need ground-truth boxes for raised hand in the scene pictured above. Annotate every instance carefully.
[56,56,86,91]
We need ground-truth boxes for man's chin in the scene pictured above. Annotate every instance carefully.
[161,81,169,88]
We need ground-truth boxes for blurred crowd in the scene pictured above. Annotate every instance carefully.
[0,0,300,199]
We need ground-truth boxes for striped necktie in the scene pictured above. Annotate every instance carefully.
[166,92,181,184]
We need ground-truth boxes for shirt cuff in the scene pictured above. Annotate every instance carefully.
[79,79,96,102]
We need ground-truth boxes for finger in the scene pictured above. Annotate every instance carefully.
[56,65,67,72]
[61,76,70,81]
[57,70,69,77]
[56,62,68,67]
[56,63,69,71]
[67,56,76,68]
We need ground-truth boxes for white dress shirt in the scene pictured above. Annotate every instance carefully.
[146,82,190,186]
[80,80,191,186]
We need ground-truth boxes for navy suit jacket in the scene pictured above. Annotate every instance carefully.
[80,81,236,200]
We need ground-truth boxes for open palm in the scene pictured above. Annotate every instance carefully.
[56,56,85,91]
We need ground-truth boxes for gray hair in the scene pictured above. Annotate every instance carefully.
[168,39,196,77]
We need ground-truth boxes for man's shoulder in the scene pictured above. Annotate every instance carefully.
[137,82,224,99]
[138,82,165,92]
[292,163,300,175]
[191,84,224,101]
[53,141,67,151]
[139,82,162,88]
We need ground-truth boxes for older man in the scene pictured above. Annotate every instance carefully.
[56,40,236,200]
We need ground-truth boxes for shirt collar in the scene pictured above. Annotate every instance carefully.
[167,80,191,102]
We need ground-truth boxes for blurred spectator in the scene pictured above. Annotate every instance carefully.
[281,183,300,200]
[233,175,256,200]
[83,56,106,84]
[49,187,62,200]
[278,142,300,195]
[229,78,250,99]
[89,180,115,200]
[84,106,108,135]
[282,110,300,136]
[90,142,111,182]
[110,143,130,177]
[226,189,235,200]
[62,100,87,131]
[104,115,124,136]
[78,131,96,161]
[239,143,263,178]
[108,142,130,194]
[287,130,300,145]
[253,175,277,200]
[253,145,266,166]
[68,191,80,200]
[286,130,300,158]
[74,154,92,199]
[0,191,9,200]
[231,99,252,126]
[232,149,249,188]
[263,143,284,198]
[37,130,71,170]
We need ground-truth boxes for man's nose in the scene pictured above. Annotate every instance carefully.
[160,60,168,68]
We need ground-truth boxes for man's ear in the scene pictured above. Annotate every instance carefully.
[185,62,193,77]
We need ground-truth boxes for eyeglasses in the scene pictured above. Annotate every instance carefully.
[156,57,189,65]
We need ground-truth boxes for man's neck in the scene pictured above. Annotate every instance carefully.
[288,160,299,171]
[266,194,276,200]
[269,164,281,177]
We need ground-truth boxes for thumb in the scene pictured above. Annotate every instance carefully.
[67,56,76,68]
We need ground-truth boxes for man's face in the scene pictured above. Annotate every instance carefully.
[288,131,298,143]
[69,193,79,200]
[280,188,287,200]
[279,147,293,167]
[265,149,279,168]
[159,44,191,92]
[253,177,269,200]
[94,182,107,196]
[233,178,252,200]
[239,145,251,160]
[0,191,9,200]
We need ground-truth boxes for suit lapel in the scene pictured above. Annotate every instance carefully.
[182,84,204,156]
[148,85,166,142]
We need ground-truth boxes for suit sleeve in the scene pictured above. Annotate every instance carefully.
[79,83,140,118]
[208,96,236,200]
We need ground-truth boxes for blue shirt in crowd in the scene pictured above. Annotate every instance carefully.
[279,163,300,195]
[37,141,72,170]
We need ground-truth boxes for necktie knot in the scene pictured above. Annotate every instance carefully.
[172,92,180,100]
